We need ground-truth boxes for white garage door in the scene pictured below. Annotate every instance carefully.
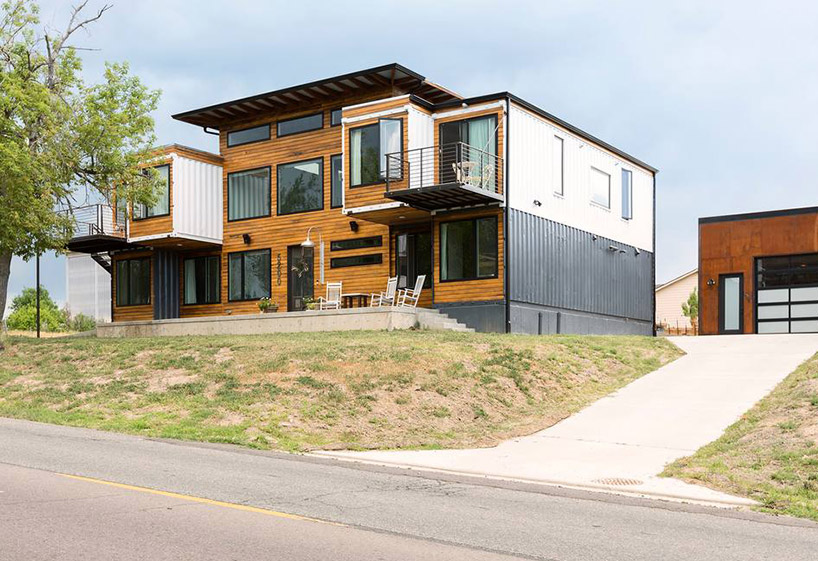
[756,254,818,334]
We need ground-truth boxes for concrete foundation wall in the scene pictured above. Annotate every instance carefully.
[434,301,506,333]
[97,308,418,338]
[510,301,652,336]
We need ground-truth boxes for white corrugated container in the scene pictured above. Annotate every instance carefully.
[65,252,111,322]
[171,154,223,244]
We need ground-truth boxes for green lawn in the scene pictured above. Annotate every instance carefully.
[664,352,818,521]
[0,330,680,452]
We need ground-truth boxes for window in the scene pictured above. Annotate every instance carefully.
[330,254,383,268]
[277,158,323,215]
[396,232,432,289]
[439,115,498,184]
[349,118,402,187]
[277,113,323,137]
[553,136,564,195]
[183,256,220,305]
[330,108,343,127]
[134,164,170,219]
[440,216,498,281]
[228,167,270,221]
[228,249,271,301]
[621,169,633,220]
[331,236,382,251]
[330,154,343,208]
[115,257,151,306]
[590,167,610,208]
[227,124,270,147]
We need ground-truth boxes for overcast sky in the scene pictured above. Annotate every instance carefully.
[6,0,818,312]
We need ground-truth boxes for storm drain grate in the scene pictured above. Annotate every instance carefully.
[592,478,644,486]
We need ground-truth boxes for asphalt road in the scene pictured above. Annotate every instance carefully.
[1,418,816,561]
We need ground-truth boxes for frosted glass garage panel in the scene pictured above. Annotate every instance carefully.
[757,305,789,320]
[758,321,789,334]
[791,303,818,318]
[757,288,789,303]
[791,320,818,333]
[791,287,818,302]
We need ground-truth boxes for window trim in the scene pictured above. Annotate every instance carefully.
[115,257,151,307]
[276,157,325,216]
[330,236,382,252]
[330,108,343,127]
[226,166,272,223]
[133,164,171,221]
[226,123,271,148]
[330,153,343,209]
[621,168,633,220]
[330,253,383,269]
[276,111,324,138]
[589,166,611,209]
[438,215,499,283]
[227,249,272,303]
[348,118,404,188]
[181,255,222,306]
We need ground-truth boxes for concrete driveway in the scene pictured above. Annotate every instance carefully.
[318,334,818,505]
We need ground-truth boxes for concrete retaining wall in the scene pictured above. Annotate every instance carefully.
[96,308,419,338]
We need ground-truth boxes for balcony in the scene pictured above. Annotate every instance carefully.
[65,204,133,253]
[384,142,503,212]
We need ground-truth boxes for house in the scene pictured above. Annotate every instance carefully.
[655,268,697,331]
[699,206,818,335]
[65,63,657,334]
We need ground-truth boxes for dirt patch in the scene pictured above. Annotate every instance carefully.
[146,369,199,392]
[213,347,234,364]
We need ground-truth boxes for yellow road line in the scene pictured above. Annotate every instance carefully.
[59,473,345,527]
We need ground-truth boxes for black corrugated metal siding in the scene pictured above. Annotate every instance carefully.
[153,250,180,320]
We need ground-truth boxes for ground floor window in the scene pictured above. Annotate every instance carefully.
[183,256,220,305]
[396,231,431,289]
[440,216,498,281]
[116,257,151,306]
[228,249,271,301]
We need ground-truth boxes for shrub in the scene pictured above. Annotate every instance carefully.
[67,313,96,332]
[5,287,67,332]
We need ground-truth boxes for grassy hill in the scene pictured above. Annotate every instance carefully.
[0,331,681,452]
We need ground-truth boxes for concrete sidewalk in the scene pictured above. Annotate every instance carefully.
[317,334,818,506]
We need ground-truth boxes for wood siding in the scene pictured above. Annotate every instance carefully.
[699,212,818,335]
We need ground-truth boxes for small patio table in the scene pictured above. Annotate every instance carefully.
[342,293,370,308]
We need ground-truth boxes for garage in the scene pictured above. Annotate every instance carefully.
[756,253,818,334]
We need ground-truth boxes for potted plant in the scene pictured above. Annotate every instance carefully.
[258,297,278,313]
[302,296,316,311]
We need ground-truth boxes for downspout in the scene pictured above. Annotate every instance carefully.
[652,173,657,336]
[504,96,511,334]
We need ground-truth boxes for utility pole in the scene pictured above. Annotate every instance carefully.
[36,253,40,339]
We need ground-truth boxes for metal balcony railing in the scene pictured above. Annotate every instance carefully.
[64,204,126,239]
[385,142,502,195]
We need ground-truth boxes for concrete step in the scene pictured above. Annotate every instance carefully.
[415,310,475,333]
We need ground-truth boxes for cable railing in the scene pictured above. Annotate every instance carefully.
[385,142,502,195]
[63,204,126,239]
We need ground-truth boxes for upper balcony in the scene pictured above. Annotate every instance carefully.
[384,142,503,211]
[65,203,132,253]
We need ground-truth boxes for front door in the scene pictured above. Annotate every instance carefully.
[719,273,744,334]
[395,229,432,294]
[288,245,314,311]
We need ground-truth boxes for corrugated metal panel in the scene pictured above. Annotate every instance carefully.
[507,104,653,252]
[153,250,179,320]
[509,209,653,322]
[65,252,111,322]
[172,155,223,243]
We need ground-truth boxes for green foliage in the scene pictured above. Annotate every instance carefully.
[681,288,699,321]
[5,287,66,331]
[66,313,95,332]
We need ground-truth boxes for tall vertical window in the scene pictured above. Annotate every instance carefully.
[440,216,498,281]
[135,164,170,219]
[228,249,271,301]
[330,154,343,208]
[330,108,343,127]
[228,167,270,221]
[621,169,633,220]
[349,118,402,186]
[590,167,611,208]
[183,256,220,305]
[553,136,564,195]
[116,257,151,306]
[277,158,323,215]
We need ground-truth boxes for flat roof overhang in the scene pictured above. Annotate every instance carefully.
[66,235,135,254]
[385,183,504,212]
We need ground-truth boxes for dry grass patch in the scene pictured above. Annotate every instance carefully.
[0,331,681,453]
[663,352,818,522]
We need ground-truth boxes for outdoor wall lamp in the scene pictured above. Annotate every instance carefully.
[533,199,542,207]
[242,233,251,244]
[349,220,359,232]
[707,278,716,287]
[301,227,325,284]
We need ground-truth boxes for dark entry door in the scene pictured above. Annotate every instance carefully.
[719,273,743,334]
[395,230,432,292]
[287,245,314,311]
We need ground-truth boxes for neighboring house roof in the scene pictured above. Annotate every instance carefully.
[655,268,698,292]
[699,205,818,225]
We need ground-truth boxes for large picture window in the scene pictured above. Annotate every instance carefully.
[277,158,323,215]
[228,249,271,302]
[183,256,220,305]
[116,257,151,306]
[349,118,402,187]
[277,113,323,137]
[227,124,270,147]
[228,167,270,221]
[134,164,170,219]
[440,216,498,282]
[330,154,343,208]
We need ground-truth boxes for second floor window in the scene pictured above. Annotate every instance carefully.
[227,124,270,147]
[621,169,633,220]
[277,113,323,137]
[330,154,343,208]
[590,167,611,208]
[228,167,270,221]
[553,136,564,195]
[349,118,402,187]
[277,158,323,215]
[134,164,170,219]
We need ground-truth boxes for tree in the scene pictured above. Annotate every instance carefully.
[5,286,66,331]
[0,0,162,319]
[681,288,699,331]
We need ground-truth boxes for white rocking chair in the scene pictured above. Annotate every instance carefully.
[371,276,398,307]
[397,275,426,308]
[317,282,342,310]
